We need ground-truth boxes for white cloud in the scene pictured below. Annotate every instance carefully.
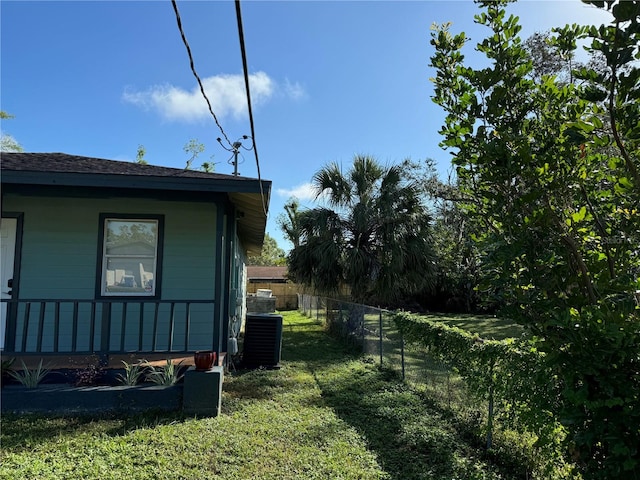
[123,72,304,122]
[277,182,318,201]
[283,78,306,101]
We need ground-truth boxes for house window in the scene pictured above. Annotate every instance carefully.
[99,216,162,296]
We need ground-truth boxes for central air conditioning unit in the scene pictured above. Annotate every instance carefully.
[242,313,283,369]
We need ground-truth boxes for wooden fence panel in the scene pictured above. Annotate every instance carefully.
[246,283,300,310]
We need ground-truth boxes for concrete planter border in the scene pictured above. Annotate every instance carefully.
[1,383,182,414]
[1,366,224,416]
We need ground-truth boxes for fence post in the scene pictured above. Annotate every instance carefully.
[486,362,494,450]
[361,305,366,351]
[326,299,329,327]
[400,331,406,380]
[378,308,383,366]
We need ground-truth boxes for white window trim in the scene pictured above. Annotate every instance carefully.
[100,217,159,297]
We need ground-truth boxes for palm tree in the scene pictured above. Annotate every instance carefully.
[277,198,303,249]
[288,155,436,305]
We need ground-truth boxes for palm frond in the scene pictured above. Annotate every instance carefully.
[312,162,351,207]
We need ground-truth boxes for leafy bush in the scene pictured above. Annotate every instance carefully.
[392,311,574,477]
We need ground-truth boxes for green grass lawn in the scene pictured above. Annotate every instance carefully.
[420,313,525,340]
[0,311,532,480]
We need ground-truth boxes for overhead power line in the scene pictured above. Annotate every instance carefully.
[170,0,268,218]
[171,0,233,149]
[235,0,268,217]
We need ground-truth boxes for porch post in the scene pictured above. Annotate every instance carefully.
[4,301,17,352]
[99,301,111,365]
[222,206,235,351]
[213,204,226,354]
[1,212,24,353]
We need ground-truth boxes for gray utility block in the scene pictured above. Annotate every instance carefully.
[182,366,224,417]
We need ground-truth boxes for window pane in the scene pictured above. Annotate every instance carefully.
[105,220,157,256]
[103,219,158,296]
[104,257,155,294]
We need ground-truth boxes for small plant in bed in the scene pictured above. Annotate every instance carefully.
[116,360,148,386]
[8,359,51,388]
[73,363,106,387]
[145,359,185,386]
[1,357,15,386]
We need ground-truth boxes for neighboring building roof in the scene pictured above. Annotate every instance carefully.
[246,266,288,282]
[1,152,272,255]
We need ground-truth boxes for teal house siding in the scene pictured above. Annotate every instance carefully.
[1,153,271,360]
[162,205,218,300]
[2,194,219,301]
[3,194,221,352]
[10,195,99,300]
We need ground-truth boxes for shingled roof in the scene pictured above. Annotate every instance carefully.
[1,152,261,181]
[1,152,272,255]
[246,266,289,282]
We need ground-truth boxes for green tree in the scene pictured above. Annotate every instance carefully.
[183,138,205,170]
[136,144,148,165]
[427,178,484,312]
[403,159,487,312]
[523,30,575,81]
[182,138,217,172]
[277,197,303,249]
[288,155,436,305]
[430,0,639,477]
[524,31,563,78]
[1,111,23,152]
[247,233,286,266]
[200,160,216,173]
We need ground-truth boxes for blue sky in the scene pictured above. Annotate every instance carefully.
[1,0,613,252]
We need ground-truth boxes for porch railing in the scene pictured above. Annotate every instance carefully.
[1,299,216,355]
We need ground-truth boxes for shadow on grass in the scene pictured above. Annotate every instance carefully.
[0,409,186,452]
[222,317,359,407]
[223,367,300,404]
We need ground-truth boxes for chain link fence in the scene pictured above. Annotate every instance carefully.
[298,294,582,478]
[298,294,474,409]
